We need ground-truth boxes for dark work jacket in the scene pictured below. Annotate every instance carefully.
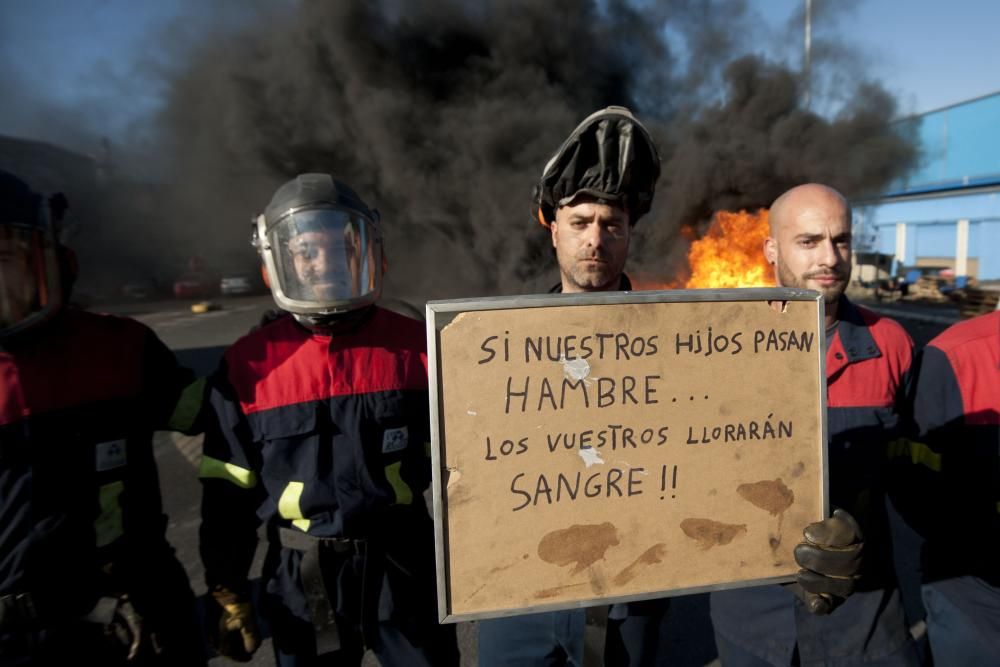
[548,274,648,625]
[198,307,436,644]
[0,309,201,661]
[893,311,999,593]
[711,297,919,665]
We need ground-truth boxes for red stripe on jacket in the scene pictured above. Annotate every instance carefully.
[224,307,429,415]
[826,305,913,409]
[928,310,1000,426]
[0,310,146,426]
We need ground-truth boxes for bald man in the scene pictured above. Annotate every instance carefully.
[709,184,922,665]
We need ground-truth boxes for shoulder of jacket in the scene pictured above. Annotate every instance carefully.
[929,310,1000,355]
[854,304,913,351]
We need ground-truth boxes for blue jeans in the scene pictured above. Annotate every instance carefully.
[922,578,1000,667]
[478,610,586,667]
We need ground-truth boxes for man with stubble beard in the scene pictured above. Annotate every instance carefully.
[709,183,920,666]
[477,106,672,667]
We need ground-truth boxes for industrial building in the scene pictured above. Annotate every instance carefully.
[855,90,1000,283]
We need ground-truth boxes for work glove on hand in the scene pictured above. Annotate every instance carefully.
[208,586,261,662]
[791,508,864,615]
[84,594,148,662]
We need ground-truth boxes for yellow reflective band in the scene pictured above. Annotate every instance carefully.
[95,481,124,548]
[278,481,310,532]
[424,441,432,458]
[385,461,413,505]
[167,378,206,433]
[887,438,942,472]
[198,455,257,489]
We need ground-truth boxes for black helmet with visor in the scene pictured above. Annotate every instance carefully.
[254,174,383,319]
[0,170,64,339]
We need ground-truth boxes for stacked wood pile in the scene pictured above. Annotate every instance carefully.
[959,288,1000,319]
[906,275,949,302]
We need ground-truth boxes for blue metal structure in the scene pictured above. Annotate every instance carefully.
[855,91,1000,279]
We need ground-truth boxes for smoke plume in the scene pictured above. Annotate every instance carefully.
[150,0,917,297]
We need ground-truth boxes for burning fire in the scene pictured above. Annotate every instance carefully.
[635,209,774,289]
[685,209,774,288]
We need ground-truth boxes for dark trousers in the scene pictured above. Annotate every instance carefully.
[273,615,458,667]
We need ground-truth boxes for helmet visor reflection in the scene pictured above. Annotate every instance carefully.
[268,207,380,308]
[0,224,57,332]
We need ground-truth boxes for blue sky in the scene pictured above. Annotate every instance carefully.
[2,0,999,151]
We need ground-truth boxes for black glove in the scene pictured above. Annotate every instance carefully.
[791,508,863,615]
[206,585,261,662]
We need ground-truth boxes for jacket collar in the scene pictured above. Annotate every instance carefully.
[826,295,881,378]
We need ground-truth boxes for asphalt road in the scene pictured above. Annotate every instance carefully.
[120,294,953,667]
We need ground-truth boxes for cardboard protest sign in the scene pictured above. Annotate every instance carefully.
[426,288,827,622]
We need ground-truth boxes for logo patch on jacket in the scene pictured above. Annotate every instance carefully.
[382,426,409,454]
[96,439,127,471]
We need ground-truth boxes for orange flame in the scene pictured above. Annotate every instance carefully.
[684,209,774,288]
[632,209,774,290]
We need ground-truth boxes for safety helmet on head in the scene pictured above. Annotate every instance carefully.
[533,106,661,227]
[253,174,384,325]
[0,170,66,338]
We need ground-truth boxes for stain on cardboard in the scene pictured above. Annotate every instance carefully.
[534,582,588,600]
[680,518,747,549]
[737,479,794,516]
[537,522,620,574]
[613,544,668,586]
[789,461,806,478]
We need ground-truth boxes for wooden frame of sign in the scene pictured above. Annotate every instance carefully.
[426,288,828,623]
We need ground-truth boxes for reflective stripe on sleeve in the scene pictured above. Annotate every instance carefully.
[95,481,125,547]
[385,461,413,505]
[167,378,206,433]
[278,481,311,532]
[887,438,942,472]
[198,454,258,488]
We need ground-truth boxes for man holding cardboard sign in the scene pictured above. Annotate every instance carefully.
[477,105,673,667]
[475,111,865,665]
[709,184,920,665]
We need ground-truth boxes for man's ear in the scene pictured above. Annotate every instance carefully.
[260,263,271,289]
[763,237,778,265]
[550,219,559,248]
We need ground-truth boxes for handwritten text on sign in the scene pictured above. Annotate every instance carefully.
[434,296,825,619]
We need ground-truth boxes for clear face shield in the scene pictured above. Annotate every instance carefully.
[0,221,62,338]
[257,206,383,315]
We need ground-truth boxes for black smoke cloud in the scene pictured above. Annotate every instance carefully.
[153,0,917,297]
[635,56,918,274]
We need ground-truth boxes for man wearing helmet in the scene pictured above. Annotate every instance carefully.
[0,170,205,666]
[479,110,869,667]
[198,174,458,666]
[478,106,673,667]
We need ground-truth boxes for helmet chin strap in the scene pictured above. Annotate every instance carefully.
[292,305,375,334]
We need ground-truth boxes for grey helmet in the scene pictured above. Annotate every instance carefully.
[253,174,383,323]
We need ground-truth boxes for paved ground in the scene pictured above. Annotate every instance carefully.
[124,293,956,666]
